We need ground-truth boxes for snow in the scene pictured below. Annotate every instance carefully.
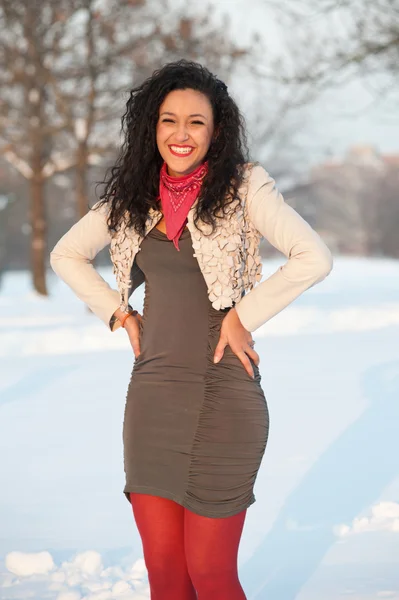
[1,255,399,599]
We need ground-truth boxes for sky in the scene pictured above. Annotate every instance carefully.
[208,0,399,166]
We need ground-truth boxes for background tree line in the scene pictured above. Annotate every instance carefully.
[0,0,398,294]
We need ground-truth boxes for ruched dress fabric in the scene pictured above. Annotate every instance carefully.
[122,224,270,518]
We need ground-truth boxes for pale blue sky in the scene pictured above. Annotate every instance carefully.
[209,0,399,165]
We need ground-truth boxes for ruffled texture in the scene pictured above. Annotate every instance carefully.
[186,164,263,310]
[109,210,159,309]
[183,305,269,517]
[109,163,264,313]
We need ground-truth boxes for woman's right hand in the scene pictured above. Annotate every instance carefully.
[112,308,143,358]
[124,312,143,358]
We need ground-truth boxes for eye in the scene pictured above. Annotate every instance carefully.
[192,120,204,125]
[161,118,174,123]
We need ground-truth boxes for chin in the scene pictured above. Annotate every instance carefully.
[175,164,196,174]
[167,158,203,176]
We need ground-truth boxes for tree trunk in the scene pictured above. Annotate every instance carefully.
[76,143,88,220]
[30,174,48,295]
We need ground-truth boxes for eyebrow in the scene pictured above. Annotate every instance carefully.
[160,111,208,120]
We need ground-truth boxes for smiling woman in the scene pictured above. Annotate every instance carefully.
[49,58,333,600]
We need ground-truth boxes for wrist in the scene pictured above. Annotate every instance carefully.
[120,308,138,328]
[110,304,134,329]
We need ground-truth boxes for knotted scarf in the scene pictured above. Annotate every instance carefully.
[158,160,208,251]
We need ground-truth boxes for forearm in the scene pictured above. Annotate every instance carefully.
[235,165,333,332]
[50,201,123,331]
[235,254,330,332]
[50,250,121,326]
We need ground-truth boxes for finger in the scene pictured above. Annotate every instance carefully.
[246,347,260,366]
[125,315,140,332]
[236,350,254,378]
[214,337,228,363]
[129,336,141,359]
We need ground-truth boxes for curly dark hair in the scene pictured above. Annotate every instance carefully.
[95,59,249,237]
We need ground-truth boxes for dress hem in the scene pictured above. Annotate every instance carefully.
[123,485,256,519]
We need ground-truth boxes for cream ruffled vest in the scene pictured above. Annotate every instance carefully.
[109,162,263,312]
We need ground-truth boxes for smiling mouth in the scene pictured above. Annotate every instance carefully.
[168,145,195,157]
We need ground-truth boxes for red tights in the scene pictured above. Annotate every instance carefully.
[130,492,247,599]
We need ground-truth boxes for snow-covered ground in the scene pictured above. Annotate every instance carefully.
[1,256,399,600]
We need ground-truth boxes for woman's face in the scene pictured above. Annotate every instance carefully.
[156,88,215,177]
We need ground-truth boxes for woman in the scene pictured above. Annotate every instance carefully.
[50,59,333,599]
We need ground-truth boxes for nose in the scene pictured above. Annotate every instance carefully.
[174,123,189,143]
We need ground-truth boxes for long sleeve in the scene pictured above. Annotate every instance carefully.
[49,201,122,331]
[234,165,333,332]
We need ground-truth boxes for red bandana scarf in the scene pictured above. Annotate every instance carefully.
[158,160,208,251]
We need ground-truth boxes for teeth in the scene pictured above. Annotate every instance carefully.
[171,146,193,154]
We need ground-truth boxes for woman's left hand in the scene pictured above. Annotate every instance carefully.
[214,308,260,378]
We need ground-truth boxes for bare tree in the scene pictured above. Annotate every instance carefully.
[61,1,257,220]
[0,0,255,293]
[312,163,382,254]
[290,146,399,256]
[269,0,399,102]
[0,0,80,294]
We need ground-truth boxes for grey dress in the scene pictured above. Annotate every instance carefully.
[122,224,270,518]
